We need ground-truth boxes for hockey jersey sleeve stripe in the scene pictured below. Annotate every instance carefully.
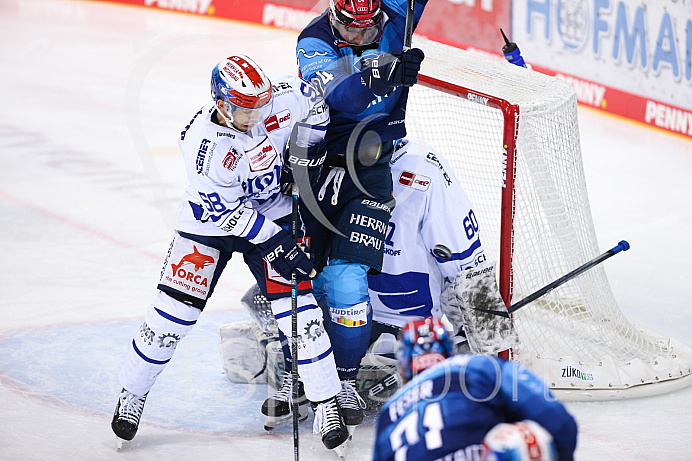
[431,238,482,263]
[131,340,171,365]
[188,201,206,221]
[296,346,335,365]
[209,209,231,223]
[244,213,265,240]
[154,307,198,326]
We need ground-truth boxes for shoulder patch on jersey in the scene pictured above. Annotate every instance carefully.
[264,110,291,133]
[398,171,430,191]
[297,48,329,59]
[223,147,242,170]
[271,81,293,95]
[246,137,278,172]
[390,141,408,164]
[424,151,453,187]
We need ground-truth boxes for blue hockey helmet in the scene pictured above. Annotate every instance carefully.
[396,317,454,382]
[210,55,273,132]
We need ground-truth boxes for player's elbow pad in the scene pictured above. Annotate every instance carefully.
[215,203,281,245]
[216,203,256,237]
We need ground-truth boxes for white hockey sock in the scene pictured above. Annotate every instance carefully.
[271,295,340,402]
[118,291,201,396]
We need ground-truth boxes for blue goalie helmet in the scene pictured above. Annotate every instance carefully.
[396,317,454,382]
[483,420,557,461]
[210,55,273,132]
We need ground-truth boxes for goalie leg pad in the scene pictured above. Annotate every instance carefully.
[118,292,201,396]
[271,294,340,402]
[219,320,276,384]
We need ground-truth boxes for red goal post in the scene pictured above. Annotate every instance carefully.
[414,73,519,308]
[406,38,692,400]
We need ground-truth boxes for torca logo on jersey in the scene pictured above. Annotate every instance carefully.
[170,246,215,290]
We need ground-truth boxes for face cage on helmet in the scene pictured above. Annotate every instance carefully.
[329,10,384,46]
[397,320,453,381]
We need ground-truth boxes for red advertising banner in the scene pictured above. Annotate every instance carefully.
[97,0,509,52]
[95,0,691,140]
[527,63,692,139]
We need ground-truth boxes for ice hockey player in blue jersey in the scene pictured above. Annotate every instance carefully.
[373,317,578,461]
[290,0,428,430]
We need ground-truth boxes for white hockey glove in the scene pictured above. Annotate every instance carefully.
[440,261,519,354]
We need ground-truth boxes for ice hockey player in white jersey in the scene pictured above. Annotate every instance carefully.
[367,138,486,343]
[111,55,350,452]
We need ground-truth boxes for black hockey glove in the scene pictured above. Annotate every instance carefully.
[360,48,425,97]
[281,133,328,195]
[258,229,315,280]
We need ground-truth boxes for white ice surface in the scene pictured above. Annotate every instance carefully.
[0,1,691,460]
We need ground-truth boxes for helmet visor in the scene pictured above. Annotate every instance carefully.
[223,96,273,132]
[330,10,383,46]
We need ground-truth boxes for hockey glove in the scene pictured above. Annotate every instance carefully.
[258,229,315,280]
[281,138,328,195]
[360,48,425,97]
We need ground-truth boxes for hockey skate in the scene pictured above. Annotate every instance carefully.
[336,378,367,433]
[261,371,308,430]
[111,388,147,451]
[313,396,351,459]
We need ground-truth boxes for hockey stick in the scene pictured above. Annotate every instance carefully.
[290,183,300,461]
[460,240,631,318]
[403,0,415,50]
[507,240,630,314]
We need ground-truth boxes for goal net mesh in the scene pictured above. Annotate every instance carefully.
[405,38,692,399]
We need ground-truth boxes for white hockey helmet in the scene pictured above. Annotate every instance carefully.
[210,55,273,132]
[483,420,557,461]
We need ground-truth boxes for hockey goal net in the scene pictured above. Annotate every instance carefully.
[405,37,692,400]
